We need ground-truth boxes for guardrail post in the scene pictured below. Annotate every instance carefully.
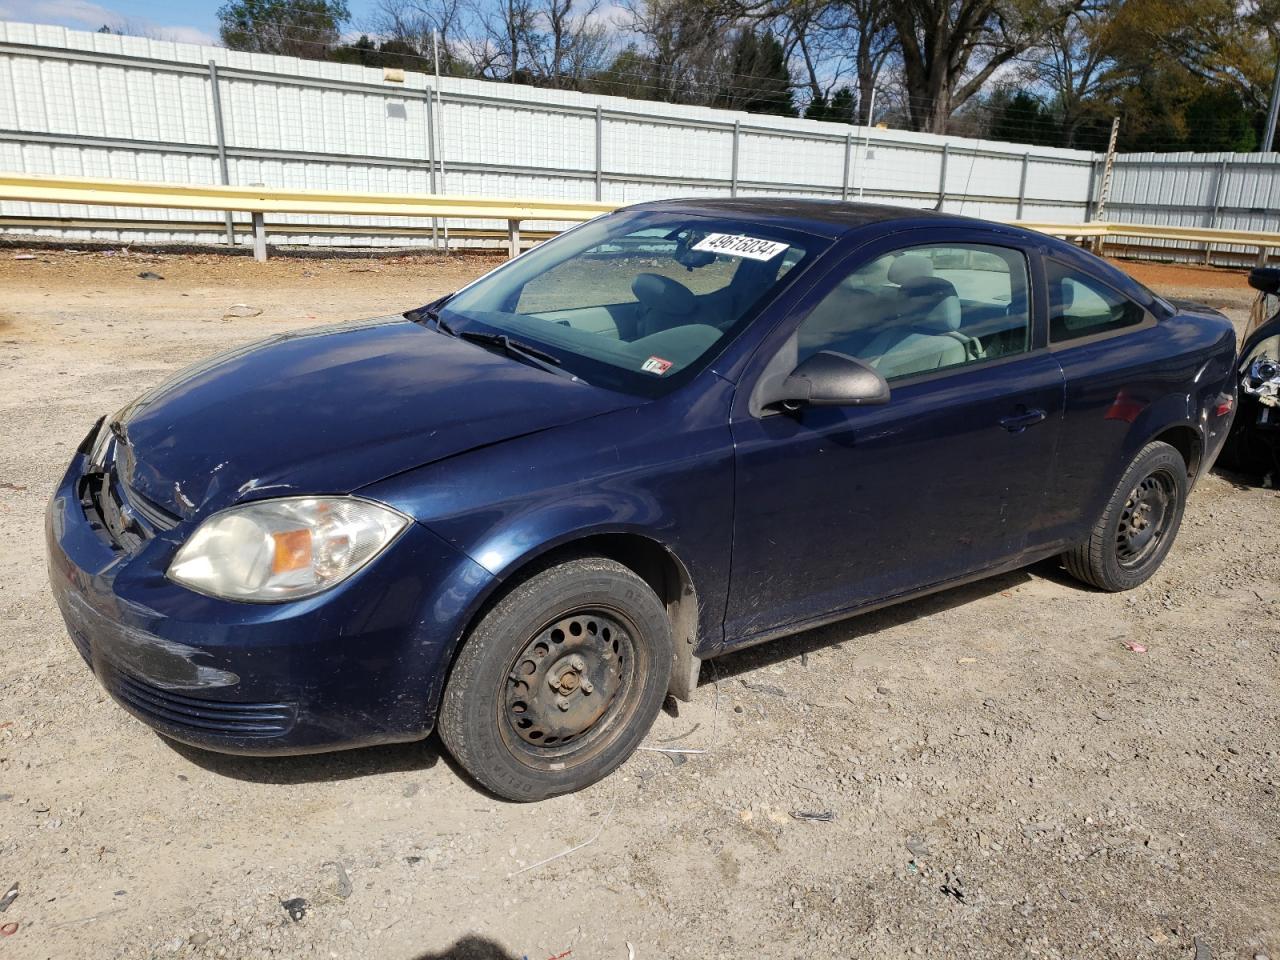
[207,60,234,248]
[936,144,949,211]
[730,121,740,197]
[1016,153,1030,220]
[841,132,852,201]
[594,105,604,202]
[508,219,520,259]
[251,212,267,262]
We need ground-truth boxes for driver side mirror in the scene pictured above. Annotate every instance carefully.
[761,350,891,409]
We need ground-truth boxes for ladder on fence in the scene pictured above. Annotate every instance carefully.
[1089,118,1121,253]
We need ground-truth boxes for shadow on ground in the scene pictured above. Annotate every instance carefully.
[164,735,443,786]
[700,559,1065,686]
[410,935,524,959]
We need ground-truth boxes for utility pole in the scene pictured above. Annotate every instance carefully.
[1264,56,1280,153]
[856,86,877,200]
[433,30,450,253]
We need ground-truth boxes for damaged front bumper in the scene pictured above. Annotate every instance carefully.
[1221,277,1280,480]
[46,442,494,755]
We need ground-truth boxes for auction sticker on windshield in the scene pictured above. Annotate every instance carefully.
[641,356,673,375]
[692,233,789,261]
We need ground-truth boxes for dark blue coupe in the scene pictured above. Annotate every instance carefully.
[47,199,1239,800]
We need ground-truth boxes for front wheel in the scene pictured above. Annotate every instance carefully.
[1062,440,1188,592]
[438,557,673,801]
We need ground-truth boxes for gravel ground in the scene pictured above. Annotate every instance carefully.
[0,248,1276,960]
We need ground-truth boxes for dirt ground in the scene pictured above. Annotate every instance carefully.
[0,247,1277,960]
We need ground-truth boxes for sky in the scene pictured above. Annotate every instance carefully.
[0,0,387,47]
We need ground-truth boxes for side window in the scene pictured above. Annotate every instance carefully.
[795,243,1030,381]
[1046,260,1147,343]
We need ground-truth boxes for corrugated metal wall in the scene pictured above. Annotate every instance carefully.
[1107,152,1280,266]
[0,21,1097,250]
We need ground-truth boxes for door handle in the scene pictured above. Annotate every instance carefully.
[999,408,1047,433]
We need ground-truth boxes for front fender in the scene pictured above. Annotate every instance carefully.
[361,377,737,663]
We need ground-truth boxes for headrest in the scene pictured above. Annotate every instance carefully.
[1053,279,1075,311]
[888,255,934,285]
[899,276,962,332]
[632,273,696,315]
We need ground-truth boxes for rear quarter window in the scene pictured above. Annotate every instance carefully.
[1047,260,1147,343]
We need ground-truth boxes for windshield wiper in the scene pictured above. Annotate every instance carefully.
[458,330,576,380]
[406,304,457,336]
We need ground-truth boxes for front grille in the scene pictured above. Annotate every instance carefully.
[82,469,178,551]
[102,664,297,738]
[68,625,92,665]
[122,482,180,532]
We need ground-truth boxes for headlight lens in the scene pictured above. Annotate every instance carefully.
[167,497,410,602]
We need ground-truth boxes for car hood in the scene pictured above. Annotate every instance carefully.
[112,315,638,519]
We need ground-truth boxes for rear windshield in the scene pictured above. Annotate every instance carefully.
[434,210,823,396]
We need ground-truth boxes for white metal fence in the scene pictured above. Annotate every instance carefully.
[0,21,1097,250]
[1106,152,1280,266]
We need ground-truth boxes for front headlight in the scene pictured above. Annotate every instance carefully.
[167,497,410,602]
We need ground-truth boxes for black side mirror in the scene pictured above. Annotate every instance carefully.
[1248,267,1280,295]
[762,350,890,409]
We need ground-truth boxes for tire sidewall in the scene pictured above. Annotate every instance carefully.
[441,559,672,801]
[1098,444,1188,590]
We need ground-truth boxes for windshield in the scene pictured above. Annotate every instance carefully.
[433,210,822,396]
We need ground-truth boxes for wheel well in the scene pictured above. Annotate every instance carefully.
[1152,425,1201,478]
[457,534,702,703]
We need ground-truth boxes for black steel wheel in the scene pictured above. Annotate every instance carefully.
[1063,440,1188,592]
[502,610,634,753]
[1114,471,1176,568]
[439,557,672,801]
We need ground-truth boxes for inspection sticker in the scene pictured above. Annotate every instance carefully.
[641,356,673,375]
[691,233,789,261]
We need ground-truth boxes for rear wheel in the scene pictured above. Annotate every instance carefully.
[439,557,672,801]
[1062,440,1187,592]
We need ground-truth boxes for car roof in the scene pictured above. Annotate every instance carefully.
[621,196,1166,308]
[624,196,982,240]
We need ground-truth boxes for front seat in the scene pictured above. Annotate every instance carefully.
[631,273,696,339]
[862,276,981,379]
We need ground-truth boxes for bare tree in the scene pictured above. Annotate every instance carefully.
[774,1,855,109]
[623,0,729,104]
[371,0,468,72]
[1033,2,1119,145]
[468,0,539,79]
[890,0,1086,133]
[734,0,893,122]
[526,0,613,87]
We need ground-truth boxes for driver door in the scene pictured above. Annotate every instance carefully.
[724,233,1065,645]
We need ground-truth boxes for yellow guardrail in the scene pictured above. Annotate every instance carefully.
[2,171,1277,264]
[0,171,617,260]
[1012,220,1280,264]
